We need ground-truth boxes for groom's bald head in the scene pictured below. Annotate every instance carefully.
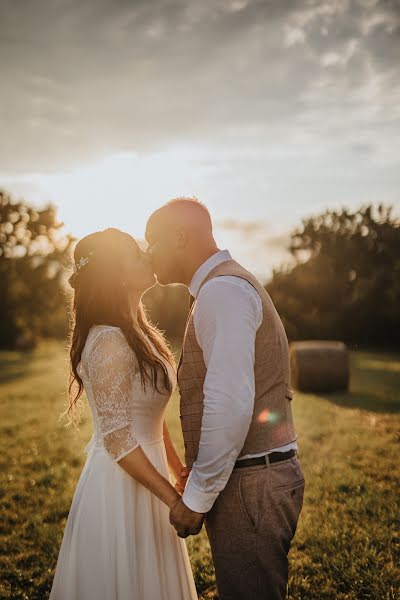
[145,197,218,285]
[146,197,212,242]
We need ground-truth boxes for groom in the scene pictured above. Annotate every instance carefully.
[145,198,305,600]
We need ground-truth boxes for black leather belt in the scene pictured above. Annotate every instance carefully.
[233,449,297,469]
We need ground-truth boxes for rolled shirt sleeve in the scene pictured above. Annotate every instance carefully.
[182,276,263,513]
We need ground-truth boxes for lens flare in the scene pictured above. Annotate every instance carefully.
[257,409,280,424]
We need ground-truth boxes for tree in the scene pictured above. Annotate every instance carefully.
[266,204,400,347]
[0,190,75,348]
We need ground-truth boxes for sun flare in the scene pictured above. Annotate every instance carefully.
[35,149,207,240]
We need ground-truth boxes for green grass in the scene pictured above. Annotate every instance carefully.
[0,343,399,599]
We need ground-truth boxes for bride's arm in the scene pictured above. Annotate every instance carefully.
[163,421,189,491]
[87,329,180,509]
[118,447,180,508]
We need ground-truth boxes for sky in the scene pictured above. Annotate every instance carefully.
[1,0,399,279]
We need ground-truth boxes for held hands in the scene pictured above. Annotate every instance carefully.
[169,497,205,538]
[174,466,190,495]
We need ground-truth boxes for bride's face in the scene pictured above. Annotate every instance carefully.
[125,239,156,291]
[145,231,180,285]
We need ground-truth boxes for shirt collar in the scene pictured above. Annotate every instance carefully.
[188,249,232,298]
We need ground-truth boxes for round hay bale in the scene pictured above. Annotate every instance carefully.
[289,340,349,393]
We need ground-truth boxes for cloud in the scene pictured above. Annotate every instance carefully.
[217,218,268,236]
[213,215,292,279]
[263,232,291,251]
[1,0,399,268]
[0,0,398,174]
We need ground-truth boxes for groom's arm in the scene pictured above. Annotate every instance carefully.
[181,277,262,514]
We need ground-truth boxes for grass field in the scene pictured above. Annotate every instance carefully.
[0,342,399,599]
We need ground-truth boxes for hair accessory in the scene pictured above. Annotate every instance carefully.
[73,251,93,274]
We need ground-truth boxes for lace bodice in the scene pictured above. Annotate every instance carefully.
[78,325,176,461]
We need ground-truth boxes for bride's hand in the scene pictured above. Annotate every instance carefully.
[174,466,190,495]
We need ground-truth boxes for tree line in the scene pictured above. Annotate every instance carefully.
[0,189,399,350]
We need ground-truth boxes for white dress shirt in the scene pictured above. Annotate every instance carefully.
[181,249,298,514]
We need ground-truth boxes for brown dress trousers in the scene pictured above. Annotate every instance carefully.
[205,455,305,600]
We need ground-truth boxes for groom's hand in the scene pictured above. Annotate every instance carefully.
[169,498,205,538]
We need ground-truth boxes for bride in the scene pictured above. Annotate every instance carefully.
[49,228,198,600]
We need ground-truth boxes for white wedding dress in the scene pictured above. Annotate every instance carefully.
[49,325,198,600]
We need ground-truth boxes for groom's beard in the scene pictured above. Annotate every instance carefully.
[153,261,182,286]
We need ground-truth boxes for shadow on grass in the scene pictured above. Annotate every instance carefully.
[321,389,399,414]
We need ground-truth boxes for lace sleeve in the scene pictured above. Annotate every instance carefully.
[86,328,140,462]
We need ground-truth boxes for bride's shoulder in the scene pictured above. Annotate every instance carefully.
[89,324,123,338]
[79,326,132,377]
[84,325,132,361]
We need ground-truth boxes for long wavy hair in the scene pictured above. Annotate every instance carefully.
[62,228,175,427]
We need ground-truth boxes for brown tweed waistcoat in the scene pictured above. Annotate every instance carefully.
[177,259,298,469]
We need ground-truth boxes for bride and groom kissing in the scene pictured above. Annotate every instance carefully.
[49,197,305,600]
